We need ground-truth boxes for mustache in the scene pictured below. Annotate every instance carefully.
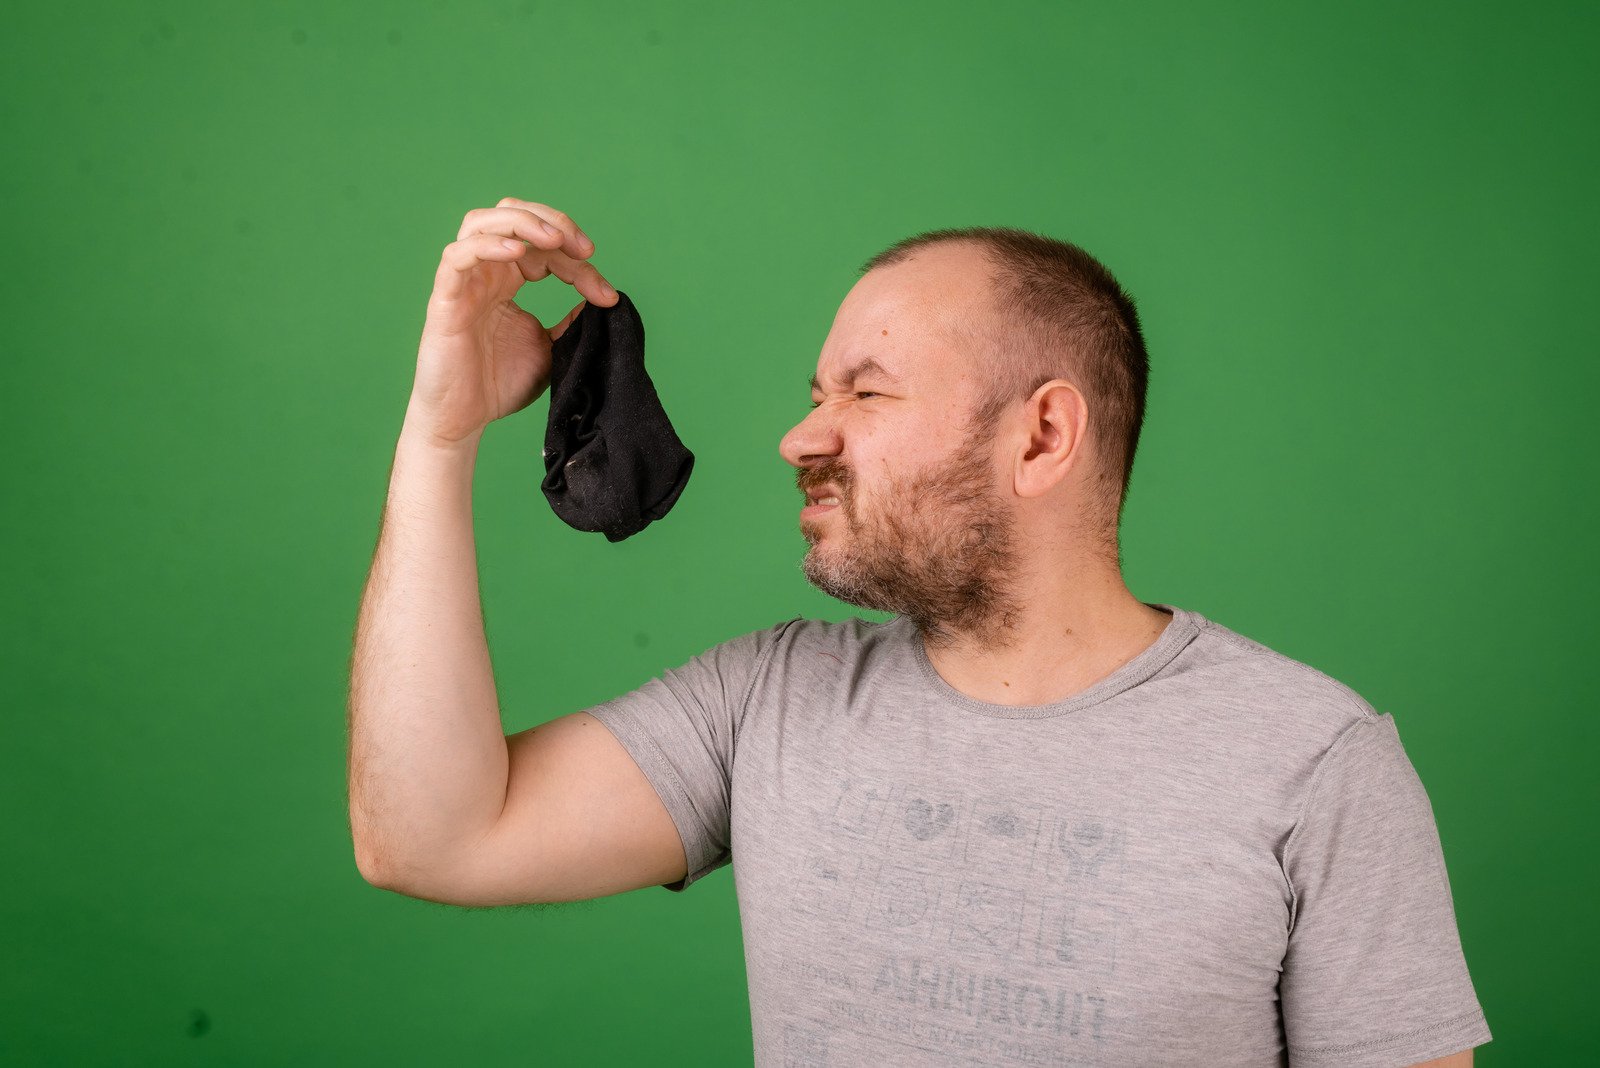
[796,464,851,496]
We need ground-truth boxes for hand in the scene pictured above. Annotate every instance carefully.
[404,197,619,449]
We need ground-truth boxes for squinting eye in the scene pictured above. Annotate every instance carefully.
[808,392,879,409]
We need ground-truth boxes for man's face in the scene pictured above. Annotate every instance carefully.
[777,246,1024,645]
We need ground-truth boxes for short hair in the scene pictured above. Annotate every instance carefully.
[859,227,1150,533]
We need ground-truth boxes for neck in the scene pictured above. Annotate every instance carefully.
[916,546,1172,708]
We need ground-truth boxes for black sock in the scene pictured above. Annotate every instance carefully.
[540,290,695,542]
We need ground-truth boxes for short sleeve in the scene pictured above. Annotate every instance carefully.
[584,620,796,893]
[1279,712,1492,1066]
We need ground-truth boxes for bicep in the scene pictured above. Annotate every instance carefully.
[420,711,689,906]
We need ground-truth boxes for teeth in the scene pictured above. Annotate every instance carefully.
[817,496,840,506]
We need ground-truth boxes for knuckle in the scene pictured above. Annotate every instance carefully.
[526,201,570,226]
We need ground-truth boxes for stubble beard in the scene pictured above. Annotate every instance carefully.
[798,424,1023,650]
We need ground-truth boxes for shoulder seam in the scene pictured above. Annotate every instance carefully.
[1201,620,1377,723]
[734,617,804,734]
[1279,714,1386,933]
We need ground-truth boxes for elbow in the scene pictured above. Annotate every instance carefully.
[348,806,416,892]
[352,835,406,893]
[351,837,460,902]
[351,839,504,907]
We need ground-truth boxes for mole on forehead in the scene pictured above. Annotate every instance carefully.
[809,355,904,392]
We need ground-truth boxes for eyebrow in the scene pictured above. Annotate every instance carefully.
[809,357,903,393]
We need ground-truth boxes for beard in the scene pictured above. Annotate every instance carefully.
[797,414,1023,650]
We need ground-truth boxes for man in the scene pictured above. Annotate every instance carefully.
[347,197,1491,1066]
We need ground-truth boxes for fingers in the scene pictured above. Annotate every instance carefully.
[434,232,533,302]
[456,205,565,256]
[455,199,592,260]
[453,200,618,308]
[498,198,594,258]
[524,247,617,309]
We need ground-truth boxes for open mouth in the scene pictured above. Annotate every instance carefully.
[802,486,843,518]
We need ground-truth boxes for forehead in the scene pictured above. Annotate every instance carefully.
[811,251,985,392]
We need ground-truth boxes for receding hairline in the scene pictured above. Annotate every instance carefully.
[855,238,1010,382]
[858,231,996,275]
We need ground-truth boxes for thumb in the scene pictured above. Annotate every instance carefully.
[549,298,587,342]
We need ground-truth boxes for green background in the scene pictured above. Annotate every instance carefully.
[3,0,1593,1063]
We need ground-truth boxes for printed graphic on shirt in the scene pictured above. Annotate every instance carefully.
[778,773,1128,1065]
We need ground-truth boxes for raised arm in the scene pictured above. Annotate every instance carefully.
[346,198,686,905]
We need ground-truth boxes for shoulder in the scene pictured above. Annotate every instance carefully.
[717,614,908,697]
[751,613,899,657]
[1174,611,1380,744]
[681,614,892,679]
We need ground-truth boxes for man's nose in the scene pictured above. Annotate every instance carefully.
[778,405,841,470]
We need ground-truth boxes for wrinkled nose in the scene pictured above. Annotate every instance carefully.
[778,405,841,471]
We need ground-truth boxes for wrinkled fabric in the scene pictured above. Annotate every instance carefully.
[541,289,694,541]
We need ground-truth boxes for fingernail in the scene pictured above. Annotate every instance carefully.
[541,221,562,237]
[601,284,616,299]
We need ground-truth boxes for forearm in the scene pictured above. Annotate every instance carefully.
[346,405,507,888]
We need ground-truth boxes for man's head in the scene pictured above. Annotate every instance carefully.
[777,228,1149,646]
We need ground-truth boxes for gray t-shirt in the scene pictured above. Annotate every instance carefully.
[586,603,1491,1066]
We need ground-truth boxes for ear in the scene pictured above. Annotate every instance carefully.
[1012,379,1088,500]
